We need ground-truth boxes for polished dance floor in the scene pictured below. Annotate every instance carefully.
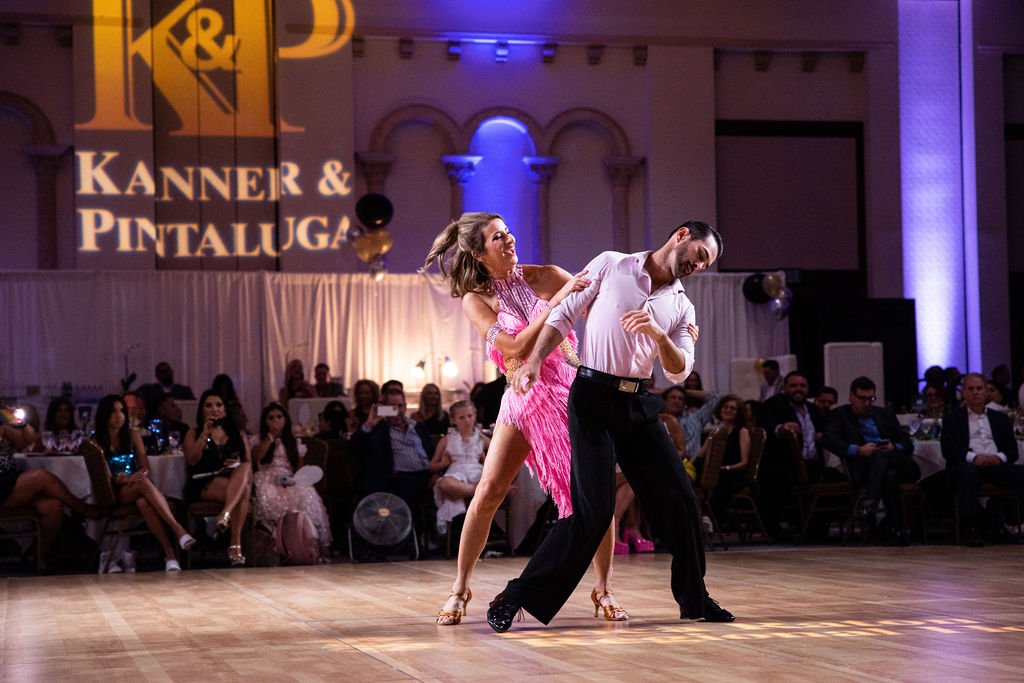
[3,546,1024,681]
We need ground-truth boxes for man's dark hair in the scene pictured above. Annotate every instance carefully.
[315,362,329,372]
[762,359,780,371]
[849,376,876,393]
[817,386,838,400]
[382,388,405,401]
[672,220,723,258]
[783,370,807,384]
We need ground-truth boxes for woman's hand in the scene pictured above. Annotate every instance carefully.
[687,323,699,345]
[550,269,590,307]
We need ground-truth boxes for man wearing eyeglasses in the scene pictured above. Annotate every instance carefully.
[821,376,917,544]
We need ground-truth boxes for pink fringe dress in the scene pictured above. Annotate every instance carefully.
[489,265,579,517]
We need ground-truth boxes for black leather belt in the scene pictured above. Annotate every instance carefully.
[577,366,647,394]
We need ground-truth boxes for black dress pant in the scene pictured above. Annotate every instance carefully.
[503,375,708,623]
[949,460,1024,525]
[845,452,920,521]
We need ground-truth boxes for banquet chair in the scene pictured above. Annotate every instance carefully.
[725,427,769,542]
[782,432,858,543]
[953,482,1022,544]
[694,426,729,549]
[0,506,43,574]
[81,440,164,572]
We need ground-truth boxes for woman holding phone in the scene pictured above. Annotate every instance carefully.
[183,389,252,566]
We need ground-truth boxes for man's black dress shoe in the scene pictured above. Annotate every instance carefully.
[683,595,735,622]
[486,592,522,633]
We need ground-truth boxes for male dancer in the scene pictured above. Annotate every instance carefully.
[486,221,734,631]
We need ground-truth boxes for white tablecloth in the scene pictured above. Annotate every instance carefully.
[911,440,1024,480]
[15,453,187,501]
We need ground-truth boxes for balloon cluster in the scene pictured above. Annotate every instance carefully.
[742,272,793,320]
[348,193,395,276]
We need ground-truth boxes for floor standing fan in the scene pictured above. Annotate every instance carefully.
[348,492,419,561]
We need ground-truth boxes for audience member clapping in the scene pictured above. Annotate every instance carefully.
[183,390,252,566]
[94,394,196,571]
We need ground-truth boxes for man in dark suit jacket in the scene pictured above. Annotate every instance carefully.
[348,388,434,516]
[821,376,919,543]
[941,372,1024,546]
[757,370,833,538]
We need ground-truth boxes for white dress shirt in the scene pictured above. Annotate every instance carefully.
[546,251,695,385]
[966,409,1007,463]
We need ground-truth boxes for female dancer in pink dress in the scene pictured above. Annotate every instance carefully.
[423,212,628,626]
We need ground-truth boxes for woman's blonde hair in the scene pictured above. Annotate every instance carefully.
[421,212,503,298]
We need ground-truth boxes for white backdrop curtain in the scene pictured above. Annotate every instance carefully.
[0,270,787,419]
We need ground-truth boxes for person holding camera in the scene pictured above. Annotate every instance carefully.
[183,390,252,566]
[821,376,918,544]
[348,388,433,521]
[251,403,331,558]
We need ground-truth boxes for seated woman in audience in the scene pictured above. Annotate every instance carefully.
[183,390,252,566]
[697,394,751,529]
[429,401,489,535]
[252,403,332,559]
[921,383,947,420]
[278,360,316,406]
[1,410,98,571]
[94,394,195,571]
[31,397,78,453]
[350,378,379,429]
[986,380,1013,415]
[315,400,350,440]
[411,383,450,438]
[212,374,249,434]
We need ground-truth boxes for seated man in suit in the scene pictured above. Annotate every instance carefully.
[941,372,1024,547]
[821,376,918,544]
[758,370,837,539]
[139,361,196,417]
[349,388,433,517]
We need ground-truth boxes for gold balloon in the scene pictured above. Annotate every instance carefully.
[353,229,394,263]
[761,273,783,299]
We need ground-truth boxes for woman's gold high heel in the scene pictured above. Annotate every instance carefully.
[216,510,231,534]
[227,544,246,567]
[436,589,472,626]
[591,588,629,621]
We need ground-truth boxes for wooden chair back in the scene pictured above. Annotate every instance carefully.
[80,440,118,510]
[698,427,731,493]
[746,427,766,486]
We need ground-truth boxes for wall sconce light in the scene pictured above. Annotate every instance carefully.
[442,355,459,378]
[411,358,427,380]
[494,41,509,63]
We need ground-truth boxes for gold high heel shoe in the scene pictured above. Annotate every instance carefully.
[216,510,231,534]
[436,589,472,626]
[227,544,246,566]
[591,588,629,621]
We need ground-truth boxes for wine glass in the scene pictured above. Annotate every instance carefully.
[167,431,181,455]
[908,415,922,438]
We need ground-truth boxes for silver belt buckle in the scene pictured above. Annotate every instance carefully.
[617,379,638,393]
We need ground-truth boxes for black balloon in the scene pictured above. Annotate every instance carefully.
[742,273,772,304]
[355,193,394,229]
